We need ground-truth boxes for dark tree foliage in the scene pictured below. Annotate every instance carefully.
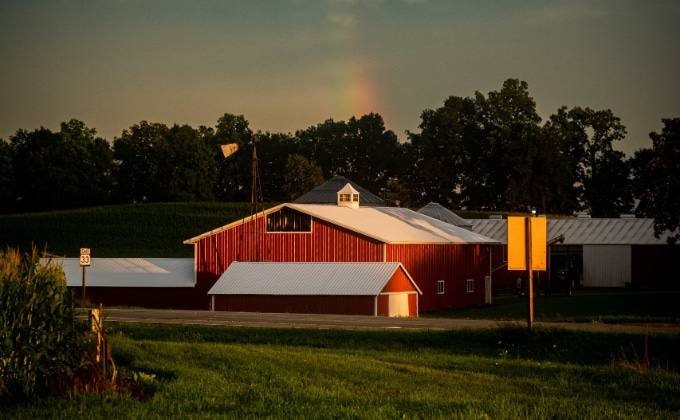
[8,120,114,212]
[257,132,298,202]
[282,154,325,201]
[0,140,15,210]
[208,114,253,202]
[293,113,404,195]
[113,122,216,203]
[113,121,171,203]
[545,106,630,216]
[647,118,680,244]
[630,148,655,217]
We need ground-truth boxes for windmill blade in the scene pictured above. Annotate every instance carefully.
[220,143,239,159]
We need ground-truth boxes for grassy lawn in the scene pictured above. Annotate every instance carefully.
[424,289,680,324]
[3,324,679,419]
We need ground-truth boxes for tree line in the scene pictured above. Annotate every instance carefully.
[1,79,678,241]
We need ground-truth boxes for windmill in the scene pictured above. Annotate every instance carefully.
[220,134,266,262]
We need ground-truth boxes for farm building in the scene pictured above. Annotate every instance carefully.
[208,262,421,316]
[55,258,200,309]
[184,185,500,312]
[464,216,680,291]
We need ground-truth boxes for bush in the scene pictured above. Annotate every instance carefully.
[0,246,83,401]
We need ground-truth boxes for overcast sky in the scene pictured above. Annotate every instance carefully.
[1,0,678,156]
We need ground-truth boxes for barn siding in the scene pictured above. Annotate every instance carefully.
[385,244,489,311]
[69,287,201,310]
[583,245,630,287]
[213,295,375,315]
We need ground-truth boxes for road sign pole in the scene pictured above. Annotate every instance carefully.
[80,248,91,302]
[82,265,87,301]
[526,217,534,332]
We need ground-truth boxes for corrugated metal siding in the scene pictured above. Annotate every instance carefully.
[583,245,631,287]
[213,295,375,315]
[386,244,489,311]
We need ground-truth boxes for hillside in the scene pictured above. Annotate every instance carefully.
[0,202,257,258]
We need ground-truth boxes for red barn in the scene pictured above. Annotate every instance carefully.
[184,186,499,312]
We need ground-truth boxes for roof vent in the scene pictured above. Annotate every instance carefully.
[577,214,591,219]
[620,214,635,219]
[337,183,360,209]
[489,215,503,220]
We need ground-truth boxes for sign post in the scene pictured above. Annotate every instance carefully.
[508,217,546,332]
[80,248,90,301]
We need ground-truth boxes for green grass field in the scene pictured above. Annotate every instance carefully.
[0,202,258,258]
[3,324,679,418]
[3,203,680,417]
[425,289,680,324]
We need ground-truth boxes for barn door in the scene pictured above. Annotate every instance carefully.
[388,294,409,317]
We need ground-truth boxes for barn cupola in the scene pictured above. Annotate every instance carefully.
[337,183,360,209]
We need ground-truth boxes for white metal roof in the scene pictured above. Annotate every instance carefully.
[185,203,499,245]
[48,258,195,288]
[286,204,498,244]
[466,217,669,245]
[208,261,421,296]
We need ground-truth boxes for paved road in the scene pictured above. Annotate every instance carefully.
[82,308,680,334]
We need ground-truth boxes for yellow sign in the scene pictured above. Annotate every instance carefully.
[530,217,547,271]
[507,217,546,271]
[507,217,526,270]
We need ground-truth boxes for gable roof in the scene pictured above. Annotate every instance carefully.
[184,203,500,245]
[293,175,383,206]
[208,261,421,295]
[466,217,669,245]
[417,202,473,229]
[49,258,195,288]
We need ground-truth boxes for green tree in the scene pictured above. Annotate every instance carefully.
[648,118,680,244]
[545,107,629,216]
[160,124,217,202]
[0,140,15,212]
[113,122,216,203]
[209,114,253,202]
[10,120,114,212]
[282,154,325,201]
[630,148,655,217]
[113,121,170,203]
[257,132,298,202]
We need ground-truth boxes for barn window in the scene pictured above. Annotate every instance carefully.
[467,279,474,293]
[266,208,312,232]
[437,280,445,294]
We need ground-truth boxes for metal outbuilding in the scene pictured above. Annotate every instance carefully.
[466,217,679,289]
[208,262,422,316]
[52,258,200,309]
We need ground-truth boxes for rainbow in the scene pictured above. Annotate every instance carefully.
[326,8,381,120]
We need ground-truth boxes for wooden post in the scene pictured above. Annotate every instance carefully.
[526,217,534,332]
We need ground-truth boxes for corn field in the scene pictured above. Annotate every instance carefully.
[0,246,83,401]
